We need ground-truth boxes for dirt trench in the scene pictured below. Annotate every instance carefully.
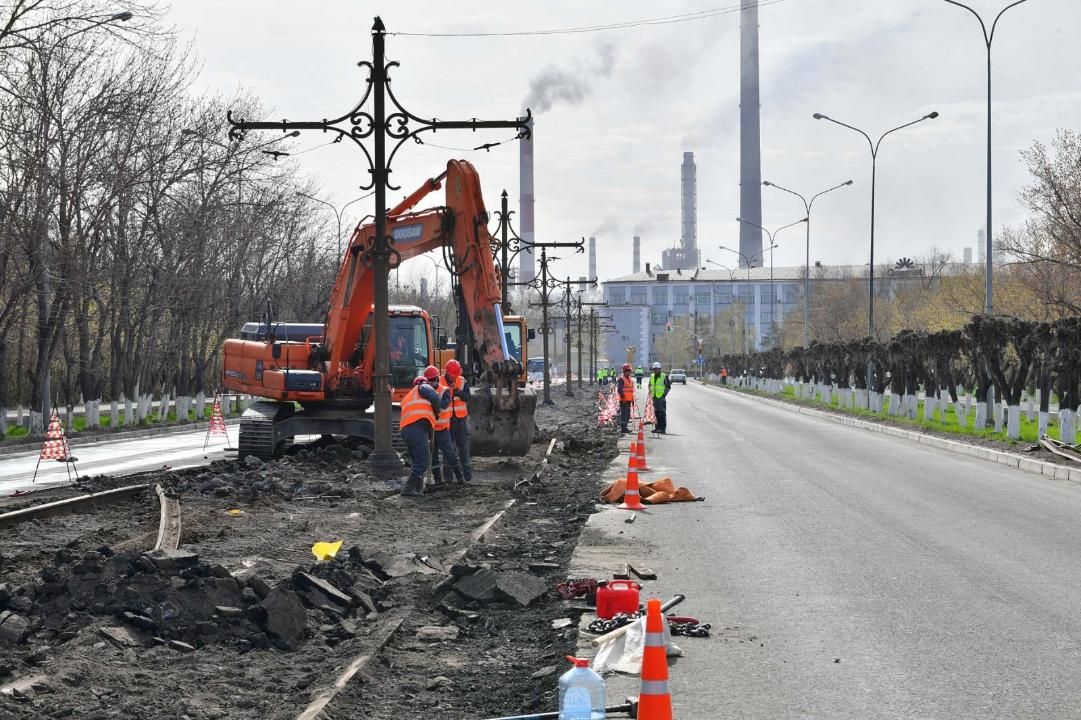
[0,391,616,720]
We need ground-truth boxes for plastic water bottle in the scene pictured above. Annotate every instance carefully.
[559,655,606,719]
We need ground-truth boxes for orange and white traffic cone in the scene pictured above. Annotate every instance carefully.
[635,422,651,471]
[619,453,646,511]
[637,597,674,719]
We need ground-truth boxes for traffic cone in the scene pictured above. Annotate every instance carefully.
[619,453,646,511]
[635,423,651,471]
[637,597,673,719]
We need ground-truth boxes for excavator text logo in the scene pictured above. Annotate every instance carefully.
[392,223,424,242]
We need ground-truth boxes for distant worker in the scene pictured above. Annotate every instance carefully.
[649,362,672,434]
[432,364,466,488]
[398,367,449,498]
[634,365,644,388]
[389,328,407,363]
[441,359,472,483]
[504,332,520,362]
[618,363,635,434]
[720,366,728,385]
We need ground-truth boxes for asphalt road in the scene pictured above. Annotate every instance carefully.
[577,381,1081,719]
[0,426,239,495]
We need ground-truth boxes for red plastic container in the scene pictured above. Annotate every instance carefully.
[595,580,641,620]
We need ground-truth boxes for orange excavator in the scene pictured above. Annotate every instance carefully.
[222,160,536,459]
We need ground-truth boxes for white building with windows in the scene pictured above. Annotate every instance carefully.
[601,258,967,364]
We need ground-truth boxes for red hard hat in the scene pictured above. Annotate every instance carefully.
[413,376,425,386]
[622,363,632,372]
[423,365,440,381]
[445,359,462,378]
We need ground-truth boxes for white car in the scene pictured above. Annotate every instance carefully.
[670,369,687,384]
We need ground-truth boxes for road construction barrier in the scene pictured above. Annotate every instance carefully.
[32,409,78,484]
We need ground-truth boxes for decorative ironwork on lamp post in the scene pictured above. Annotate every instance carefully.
[226,17,530,474]
[514,240,585,405]
[559,275,596,397]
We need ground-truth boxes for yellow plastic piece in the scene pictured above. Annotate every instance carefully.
[311,540,343,562]
[226,509,243,517]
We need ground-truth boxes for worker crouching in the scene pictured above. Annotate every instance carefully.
[399,366,452,498]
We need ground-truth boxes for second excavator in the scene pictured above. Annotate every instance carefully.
[222,160,536,459]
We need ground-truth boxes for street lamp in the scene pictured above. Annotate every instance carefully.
[943,0,1029,316]
[295,191,372,260]
[736,217,806,347]
[763,179,853,348]
[812,111,938,339]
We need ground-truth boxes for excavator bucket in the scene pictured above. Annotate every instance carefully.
[468,382,537,456]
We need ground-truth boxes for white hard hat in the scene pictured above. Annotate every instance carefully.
[651,362,662,370]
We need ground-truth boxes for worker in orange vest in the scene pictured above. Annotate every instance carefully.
[441,359,472,483]
[398,366,450,498]
[431,363,466,487]
[617,362,635,434]
[720,366,728,386]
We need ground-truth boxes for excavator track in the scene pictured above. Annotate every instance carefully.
[238,401,293,460]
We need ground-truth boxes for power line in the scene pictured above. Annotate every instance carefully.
[390,0,787,38]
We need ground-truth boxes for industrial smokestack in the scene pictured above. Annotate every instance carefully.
[963,247,973,264]
[633,236,641,274]
[519,117,536,283]
[588,236,597,282]
[739,2,763,268]
[681,152,697,263]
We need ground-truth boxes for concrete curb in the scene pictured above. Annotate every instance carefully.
[0,418,241,458]
[703,382,1081,485]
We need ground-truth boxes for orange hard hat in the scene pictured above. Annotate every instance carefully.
[445,359,462,378]
[423,365,440,381]
[622,363,632,372]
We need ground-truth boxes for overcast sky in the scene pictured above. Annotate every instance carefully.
[169,0,1081,284]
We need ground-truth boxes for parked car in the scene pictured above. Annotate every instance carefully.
[670,368,687,384]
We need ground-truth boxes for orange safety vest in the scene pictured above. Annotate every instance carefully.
[434,381,453,431]
[620,374,635,402]
[399,385,435,430]
[720,368,728,378]
[450,375,468,420]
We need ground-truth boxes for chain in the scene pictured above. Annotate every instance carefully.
[585,612,711,638]
[669,620,711,638]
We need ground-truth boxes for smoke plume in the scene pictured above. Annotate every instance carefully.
[522,42,617,115]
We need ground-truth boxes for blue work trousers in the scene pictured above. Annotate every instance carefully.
[448,417,472,482]
[400,422,431,481]
[432,428,464,483]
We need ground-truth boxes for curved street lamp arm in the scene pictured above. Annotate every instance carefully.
[775,217,809,237]
[989,0,1029,45]
[874,113,939,155]
[815,114,874,156]
[808,180,854,212]
[762,181,809,213]
[943,0,990,43]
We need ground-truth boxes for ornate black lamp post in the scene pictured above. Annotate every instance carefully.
[227,17,530,474]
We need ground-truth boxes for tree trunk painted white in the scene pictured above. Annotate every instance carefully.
[925,394,936,422]
[64,405,74,433]
[1025,392,1034,422]
[160,390,171,424]
[1060,409,1076,445]
[17,406,24,428]
[30,410,42,435]
[1038,410,1049,438]
[993,402,1003,434]
[111,400,119,428]
[0,407,6,437]
[195,391,206,419]
[888,394,900,416]
[907,394,918,420]
[975,401,987,430]
[1006,404,1021,440]
[85,400,97,429]
[124,397,134,426]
